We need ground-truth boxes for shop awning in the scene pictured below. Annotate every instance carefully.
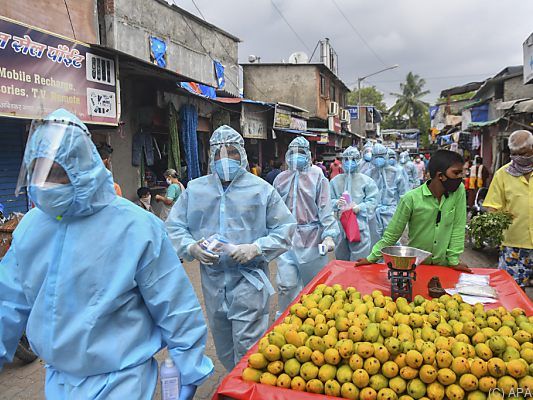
[274,128,317,137]
[496,98,529,110]
[514,99,533,113]
[466,118,501,130]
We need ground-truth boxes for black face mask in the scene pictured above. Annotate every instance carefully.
[441,174,462,193]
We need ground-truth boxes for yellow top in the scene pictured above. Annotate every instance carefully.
[483,163,533,249]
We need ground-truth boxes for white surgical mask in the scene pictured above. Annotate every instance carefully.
[141,195,151,206]
[166,178,172,185]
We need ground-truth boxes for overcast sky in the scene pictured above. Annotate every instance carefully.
[178,0,533,106]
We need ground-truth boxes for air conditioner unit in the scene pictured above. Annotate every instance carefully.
[340,109,350,122]
[328,101,339,116]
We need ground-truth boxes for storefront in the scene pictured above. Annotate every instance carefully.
[0,16,118,214]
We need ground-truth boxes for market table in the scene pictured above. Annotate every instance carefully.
[213,261,533,400]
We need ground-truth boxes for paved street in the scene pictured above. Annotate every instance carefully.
[0,246,530,400]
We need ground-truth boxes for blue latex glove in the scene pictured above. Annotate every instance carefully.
[179,385,197,400]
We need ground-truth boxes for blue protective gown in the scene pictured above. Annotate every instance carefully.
[330,160,379,261]
[166,126,295,371]
[364,163,409,238]
[399,152,419,189]
[0,110,213,399]
[273,137,339,316]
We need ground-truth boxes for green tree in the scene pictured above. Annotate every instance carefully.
[389,72,430,128]
[346,86,387,113]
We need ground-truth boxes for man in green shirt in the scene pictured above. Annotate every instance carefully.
[355,150,471,272]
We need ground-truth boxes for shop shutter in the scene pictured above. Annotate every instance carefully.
[0,120,28,214]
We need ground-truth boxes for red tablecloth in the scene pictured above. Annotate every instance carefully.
[214,262,533,400]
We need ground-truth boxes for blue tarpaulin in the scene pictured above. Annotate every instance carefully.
[470,104,489,123]
[214,60,225,89]
[179,82,217,99]
[149,36,167,68]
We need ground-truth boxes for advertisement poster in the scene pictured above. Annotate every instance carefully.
[241,103,268,139]
[0,16,117,125]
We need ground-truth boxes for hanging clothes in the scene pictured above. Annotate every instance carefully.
[180,104,201,181]
[132,131,155,167]
[168,104,182,176]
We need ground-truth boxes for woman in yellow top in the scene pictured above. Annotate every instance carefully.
[483,130,533,289]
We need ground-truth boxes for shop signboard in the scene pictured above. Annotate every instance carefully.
[241,103,268,139]
[524,32,533,84]
[289,115,307,131]
[346,105,358,120]
[0,16,117,125]
[382,140,396,149]
[399,139,418,149]
[273,106,291,129]
[318,132,329,145]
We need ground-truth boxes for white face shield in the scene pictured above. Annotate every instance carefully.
[212,144,243,181]
[16,118,93,195]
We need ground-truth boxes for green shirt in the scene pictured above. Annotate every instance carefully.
[166,183,182,204]
[368,182,467,266]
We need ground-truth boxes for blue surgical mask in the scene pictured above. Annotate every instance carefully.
[388,159,397,166]
[343,160,358,173]
[288,154,309,171]
[373,157,386,168]
[214,158,241,181]
[29,183,75,217]
[363,153,372,162]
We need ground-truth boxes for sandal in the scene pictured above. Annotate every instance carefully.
[428,276,446,298]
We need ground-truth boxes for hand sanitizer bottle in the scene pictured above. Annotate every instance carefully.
[160,358,180,400]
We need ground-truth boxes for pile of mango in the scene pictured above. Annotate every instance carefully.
[242,284,533,399]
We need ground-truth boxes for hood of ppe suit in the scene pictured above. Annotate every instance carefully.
[372,143,388,157]
[286,136,311,171]
[342,146,361,162]
[22,109,116,217]
[399,151,410,163]
[209,125,248,180]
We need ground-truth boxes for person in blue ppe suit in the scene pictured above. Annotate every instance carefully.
[166,125,296,371]
[273,137,339,317]
[359,141,374,175]
[399,150,419,189]
[0,109,213,400]
[330,146,379,261]
[364,143,409,238]
[387,148,410,190]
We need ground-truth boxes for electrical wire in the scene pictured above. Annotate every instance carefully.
[187,0,271,99]
[63,0,76,40]
[270,0,312,53]
[330,0,388,67]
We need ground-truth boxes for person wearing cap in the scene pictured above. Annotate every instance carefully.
[0,109,213,399]
[166,125,295,370]
[273,137,339,317]
[483,130,533,289]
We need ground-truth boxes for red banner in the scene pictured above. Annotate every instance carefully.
[0,16,117,125]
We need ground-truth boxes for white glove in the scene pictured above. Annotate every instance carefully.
[322,237,335,252]
[352,203,360,214]
[230,244,261,264]
[188,243,219,265]
[337,197,347,209]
